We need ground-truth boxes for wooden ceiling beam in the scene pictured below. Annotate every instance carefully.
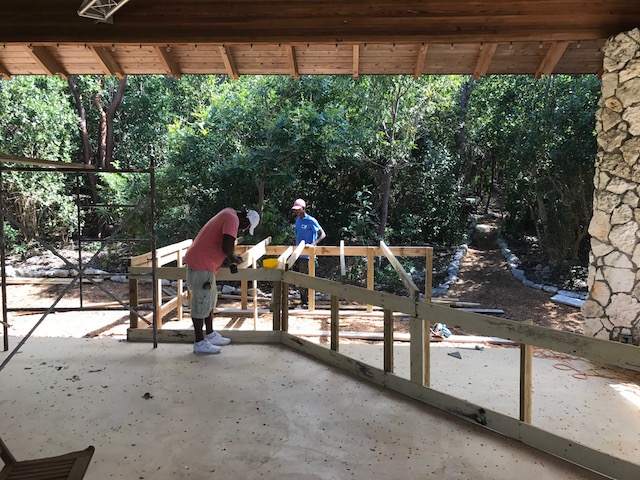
[535,41,570,79]
[353,44,360,79]
[285,45,299,79]
[1,1,639,45]
[26,46,67,79]
[413,43,428,79]
[154,46,181,78]
[473,43,498,79]
[219,45,239,80]
[89,46,123,78]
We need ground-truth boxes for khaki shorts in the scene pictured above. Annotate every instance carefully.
[186,267,217,319]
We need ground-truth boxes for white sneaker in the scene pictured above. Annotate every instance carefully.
[206,331,231,346]
[193,339,222,355]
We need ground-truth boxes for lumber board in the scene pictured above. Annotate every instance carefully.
[3,277,101,284]
[459,308,506,314]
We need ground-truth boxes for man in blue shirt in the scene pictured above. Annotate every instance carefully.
[292,198,326,308]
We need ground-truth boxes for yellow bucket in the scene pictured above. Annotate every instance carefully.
[262,258,279,269]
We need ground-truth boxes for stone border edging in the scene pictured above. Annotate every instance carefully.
[430,216,586,308]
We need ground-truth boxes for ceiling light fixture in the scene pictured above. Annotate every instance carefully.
[77,0,131,23]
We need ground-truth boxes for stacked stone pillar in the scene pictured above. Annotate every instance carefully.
[582,28,640,345]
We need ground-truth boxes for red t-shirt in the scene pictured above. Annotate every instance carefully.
[183,208,239,273]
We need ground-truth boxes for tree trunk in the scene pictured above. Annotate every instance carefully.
[95,91,107,169]
[483,150,495,214]
[67,75,99,203]
[378,165,395,238]
[455,76,474,158]
[105,75,128,169]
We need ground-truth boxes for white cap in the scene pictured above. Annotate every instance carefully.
[247,209,260,235]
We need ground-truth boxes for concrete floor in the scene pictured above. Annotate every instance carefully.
[1,336,638,479]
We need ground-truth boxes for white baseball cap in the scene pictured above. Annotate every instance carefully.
[247,209,260,235]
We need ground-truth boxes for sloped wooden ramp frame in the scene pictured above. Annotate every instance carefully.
[128,260,640,480]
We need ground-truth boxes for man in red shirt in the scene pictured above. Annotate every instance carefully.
[184,208,260,354]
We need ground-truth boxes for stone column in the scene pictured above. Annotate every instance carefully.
[582,28,640,345]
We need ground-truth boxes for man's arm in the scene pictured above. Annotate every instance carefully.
[222,234,243,264]
[312,227,326,246]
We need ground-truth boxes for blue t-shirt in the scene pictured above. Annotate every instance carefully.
[294,214,321,259]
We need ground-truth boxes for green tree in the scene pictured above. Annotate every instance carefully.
[464,75,599,270]
[0,76,78,245]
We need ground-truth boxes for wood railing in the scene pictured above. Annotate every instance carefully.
[127,239,640,480]
[128,239,191,328]
[128,239,433,328]
[235,242,433,310]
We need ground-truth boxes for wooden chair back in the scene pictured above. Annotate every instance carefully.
[0,437,94,480]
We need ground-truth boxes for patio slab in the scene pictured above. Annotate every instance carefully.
[0,336,629,479]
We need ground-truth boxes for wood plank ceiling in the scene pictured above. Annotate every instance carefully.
[1,1,639,80]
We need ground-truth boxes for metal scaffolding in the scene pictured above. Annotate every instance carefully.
[0,154,158,370]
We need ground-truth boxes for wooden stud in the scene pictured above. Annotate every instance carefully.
[241,279,248,310]
[281,280,289,331]
[308,246,316,310]
[425,248,432,302]
[473,42,497,79]
[520,320,533,423]
[176,248,184,322]
[128,276,139,328]
[339,240,346,283]
[330,294,339,351]
[272,281,282,330]
[366,247,374,312]
[252,258,258,330]
[410,317,429,386]
[383,308,394,373]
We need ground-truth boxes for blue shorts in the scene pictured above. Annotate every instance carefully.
[186,267,217,318]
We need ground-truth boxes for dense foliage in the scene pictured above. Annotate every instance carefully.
[0,73,599,276]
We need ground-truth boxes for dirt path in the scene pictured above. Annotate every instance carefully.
[442,215,585,334]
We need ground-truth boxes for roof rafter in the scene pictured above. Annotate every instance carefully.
[473,43,498,79]
[413,43,428,79]
[285,45,299,79]
[219,45,238,80]
[353,44,360,79]
[0,60,10,80]
[154,45,181,78]
[89,46,123,78]
[26,46,68,79]
[535,41,570,79]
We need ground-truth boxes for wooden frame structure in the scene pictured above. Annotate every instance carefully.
[128,240,434,329]
[127,240,640,480]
